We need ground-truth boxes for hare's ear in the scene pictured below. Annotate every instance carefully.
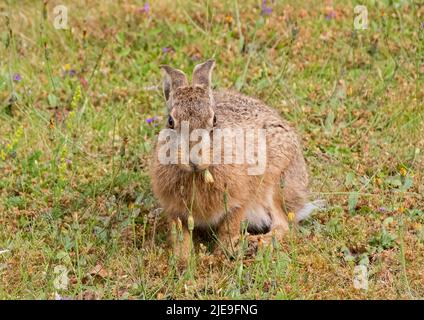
[192,59,215,89]
[160,65,188,101]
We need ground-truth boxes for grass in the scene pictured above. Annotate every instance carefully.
[0,0,423,299]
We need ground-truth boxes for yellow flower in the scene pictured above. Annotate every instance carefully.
[287,211,295,223]
[398,206,405,214]
[70,85,82,110]
[63,64,71,72]
[225,15,233,24]
[204,169,214,184]
[399,167,407,176]
[412,223,422,231]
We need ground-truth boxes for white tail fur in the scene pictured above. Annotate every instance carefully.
[295,199,326,222]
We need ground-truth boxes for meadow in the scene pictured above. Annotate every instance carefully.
[0,0,423,299]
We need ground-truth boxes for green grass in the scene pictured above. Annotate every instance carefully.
[0,0,423,299]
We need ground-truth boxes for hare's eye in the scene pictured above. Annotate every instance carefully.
[167,116,174,129]
[213,115,217,127]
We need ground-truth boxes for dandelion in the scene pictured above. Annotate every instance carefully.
[13,73,21,82]
[203,169,214,184]
[225,15,233,24]
[399,167,407,176]
[287,211,295,223]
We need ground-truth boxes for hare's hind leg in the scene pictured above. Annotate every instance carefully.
[268,185,289,237]
[169,217,191,263]
[246,186,289,246]
[282,155,325,222]
[281,153,310,217]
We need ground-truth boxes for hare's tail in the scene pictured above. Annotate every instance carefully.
[295,199,326,222]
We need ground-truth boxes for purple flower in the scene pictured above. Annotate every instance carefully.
[146,116,157,124]
[13,73,21,82]
[55,293,73,300]
[326,11,336,20]
[421,22,424,29]
[144,3,150,13]
[162,47,170,54]
[62,69,77,77]
[378,207,388,213]
[261,0,273,16]
[138,2,150,14]
[325,8,336,20]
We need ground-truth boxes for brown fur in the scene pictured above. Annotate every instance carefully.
[150,59,310,260]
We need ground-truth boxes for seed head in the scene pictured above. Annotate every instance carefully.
[188,215,194,232]
[204,169,214,184]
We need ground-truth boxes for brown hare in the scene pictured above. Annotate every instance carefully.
[151,59,322,260]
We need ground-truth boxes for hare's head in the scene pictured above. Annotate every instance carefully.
[160,59,216,172]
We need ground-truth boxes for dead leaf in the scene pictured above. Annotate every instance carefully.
[89,264,109,278]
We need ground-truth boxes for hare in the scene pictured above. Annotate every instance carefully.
[151,59,322,259]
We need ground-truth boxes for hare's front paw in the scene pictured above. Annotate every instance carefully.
[173,241,190,265]
[245,226,288,253]
[170,222,191,267]
[214,234,266,258]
